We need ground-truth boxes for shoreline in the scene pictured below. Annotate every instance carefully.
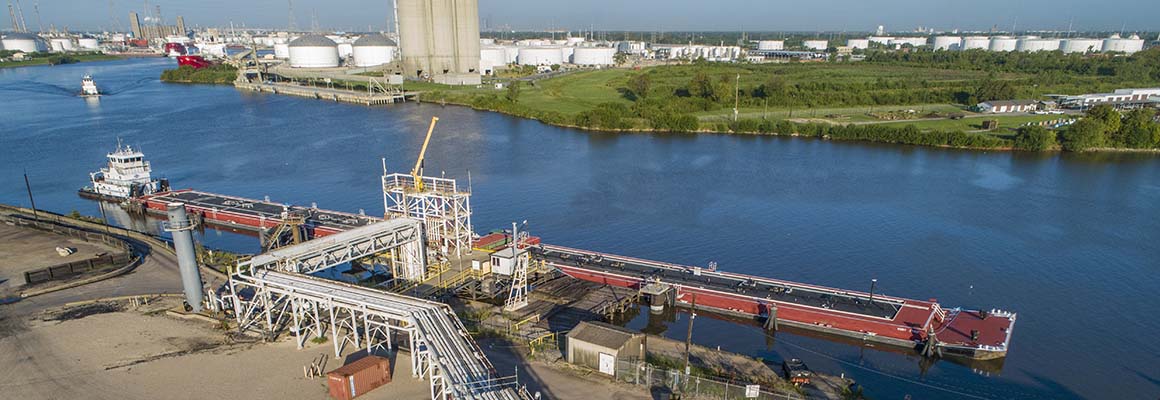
[0,54,125,69]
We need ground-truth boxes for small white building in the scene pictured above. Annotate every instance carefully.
[977,99,1039,113]
[489,246,528,276]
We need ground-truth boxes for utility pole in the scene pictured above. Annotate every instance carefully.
[683,293,697,375]
[868,278,878,305]
[32,0,41,33]
[8,2,18,32]
[733,74,740,122]
[287,0,297,31]
[23,171,39,221]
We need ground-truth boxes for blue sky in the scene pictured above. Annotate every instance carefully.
[25,0,1160,33]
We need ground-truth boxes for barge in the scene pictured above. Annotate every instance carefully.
[133,190,379,237]
[535,244,1015,360]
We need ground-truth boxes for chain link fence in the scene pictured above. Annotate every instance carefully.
[615,359,806,400]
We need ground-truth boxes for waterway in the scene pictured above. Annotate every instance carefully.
[2,58,1158,400]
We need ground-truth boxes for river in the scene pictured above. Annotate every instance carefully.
[1,58,1157,400]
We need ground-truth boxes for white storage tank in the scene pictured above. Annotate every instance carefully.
[890,37,928,47]
[961,36,991,50]
[518,46,564,65]
[868,36,893,45]
[989,36,1018,52]
[49,38,75,52]
[273,43,290,59]
[566,37,586,46]
[352,34,396,67]
[1017,38,1061,52]
[77,37,99,50]
[502,46,519,64]
[480,46,506,74]
[2,32,48,52]
[932,36,961,50]
[846,39,870,49]
[1102,34,1145,54]
[561,46,575,62]
[1061,38,1102,54]
[288,34,339,68]
[757,40,784,50]
[572,47,616,65]
[480,38,495,46]
[337,42,354,59]
[803,40,828,50]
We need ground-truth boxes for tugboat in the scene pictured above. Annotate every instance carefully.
[79,141,169,201]
[80,75,101,97]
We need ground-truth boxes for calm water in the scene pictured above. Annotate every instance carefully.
[2,59,1158,400]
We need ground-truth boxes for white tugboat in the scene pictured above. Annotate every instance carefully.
[80,75,101,97]
[79,142,168,201]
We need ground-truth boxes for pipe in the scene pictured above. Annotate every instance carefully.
[166,202,204,312]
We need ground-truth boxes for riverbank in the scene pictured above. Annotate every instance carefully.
[160,65,237,84]
[0,53,121,68]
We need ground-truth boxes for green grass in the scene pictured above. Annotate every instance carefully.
[695,103,969,122]
[0,53,120,68]
[877,114,1073,133]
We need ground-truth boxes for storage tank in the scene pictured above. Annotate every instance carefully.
[572,47,616,65]
[961,36,991,50]
[480,38,495,46]
[566,37,585,46]
[1017,38,1061,52]
[757,40,784,50]
[890,37,927,47]
[988,36,1017,52]
[502,46,519,64]
[1102,34,1145,54]
[480,46,506,73]
[560,46,575,62]
[803,40,828,50]
[932,36,961,50]
[49,38,75,52]
[273,43,290,59]
[868,36,893,45]
[1061,38,1102,54]
[846,39,870,49]
[288,34,339,68]
[337,42,354,59]
[2,32,48,52]
[77,37,99,50]
[518,46,564,65]
[352,34,397,67]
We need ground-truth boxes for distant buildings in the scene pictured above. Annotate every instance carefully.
[129,12,186,43]
[1058,88,1160,110]
[977,100,1039,113]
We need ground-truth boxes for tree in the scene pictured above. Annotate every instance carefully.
[973,77,1016,103]
[687,72,717,100]
[1061,119,1107,152]
[1119,109,1160,148]
[755,76,786,99]
[1013,125,1057,151]
[614,52,627,66]
[626,73,651,99]
[505,80,521,103]
[1085,104,1122,138]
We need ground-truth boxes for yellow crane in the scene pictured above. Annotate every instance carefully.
[411,116,439,192]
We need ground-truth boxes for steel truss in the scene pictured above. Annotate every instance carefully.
[241,217,427,279]
[382,172,473,258]
[228,270,521,399]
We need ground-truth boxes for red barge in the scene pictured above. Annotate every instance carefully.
[129,189,1015,360]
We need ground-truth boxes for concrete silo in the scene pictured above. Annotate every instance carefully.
[352,34,397,67]
[288,34,340,68]
[397,0,481,84]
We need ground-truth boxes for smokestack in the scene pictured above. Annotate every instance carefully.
[165,203,204,312]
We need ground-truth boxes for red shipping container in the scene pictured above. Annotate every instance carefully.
[327,355,392,400]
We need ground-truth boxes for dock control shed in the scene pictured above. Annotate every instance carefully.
[566,321,645,376]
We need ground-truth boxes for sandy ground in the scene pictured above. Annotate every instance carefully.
[479,338,653,400]
[0,222,121,294]
[0,300,430,400]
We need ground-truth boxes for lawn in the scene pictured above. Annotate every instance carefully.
[876,114,1074,132]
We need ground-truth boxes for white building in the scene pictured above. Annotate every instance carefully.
[977,99,1039,113]
[287,34,339,68]
[352,34,396,67]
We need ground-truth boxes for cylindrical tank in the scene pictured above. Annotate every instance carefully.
[273,43,290,59]
[868,36,893,45]
[288,34,339,68]
[2,32,48,52]
[502,46,519,64]
[480,38,495,46]
[165,203,204,313]
[889,37,927,47]
[352,34,397,67]
[803,40,828,50]
[932,36,961,50]
[846,39,869,49]
[1061,38,1102,54]
[757,40,784,50]
[565,37,585,46]
[572,47,616,65]
[989,36,1018,52]
[518,46,564,65]
[1102,34,1146,54]
[961,36,990,50]
[49,38,75,52]
[1017,38,1060,52]
[336,42,354,59]
[560,46,575,62]
[480,46,506,66]
[77,37,99,50]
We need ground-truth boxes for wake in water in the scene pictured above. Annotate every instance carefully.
[101,77,155,95]
[0,81,76,96]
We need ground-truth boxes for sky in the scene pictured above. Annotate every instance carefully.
[20,0,1160,34]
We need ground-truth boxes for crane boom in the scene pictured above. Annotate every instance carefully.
[411,116,439,191]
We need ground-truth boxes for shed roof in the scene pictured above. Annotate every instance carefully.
[354,34,396,47]
[568,321,640,350]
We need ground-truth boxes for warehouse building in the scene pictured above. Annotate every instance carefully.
[977,99,1039,113]
[566,321,645,377]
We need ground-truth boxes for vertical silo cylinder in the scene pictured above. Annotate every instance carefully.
[165,203,205,313]
[454,0,481,74]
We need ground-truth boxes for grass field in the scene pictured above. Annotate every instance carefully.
[0,54,120,68]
